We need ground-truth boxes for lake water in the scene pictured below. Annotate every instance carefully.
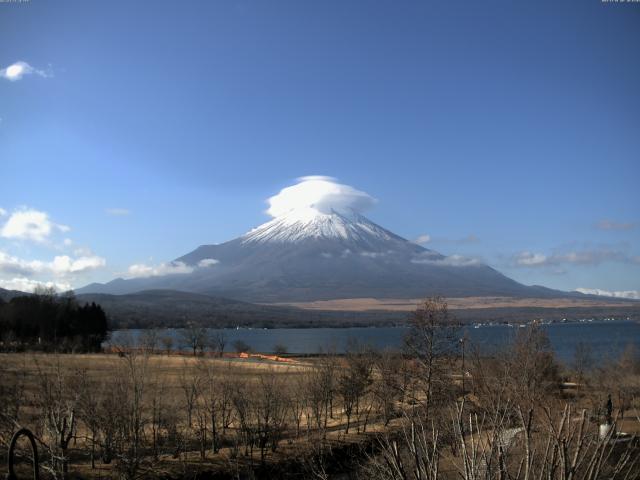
[110,320,640,364]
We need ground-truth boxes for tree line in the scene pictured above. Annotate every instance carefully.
[0,287,108,352]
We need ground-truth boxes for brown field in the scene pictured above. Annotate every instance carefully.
[1,320,639,480]
[268,295,638,311]
[0,351,405,479]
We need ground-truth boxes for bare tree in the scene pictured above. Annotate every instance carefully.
[338,345,373,434]
[34,357,78,479]
[76,368,102,469]
[139,329,159,354]
[505,324,560,409]
[210,330,227,357]
[368,399,640,480]
[203,362,221,454]
[161,335,174,355]
[405,297,459,417]
[192,370,210,460]
[254,369,289,463]
[230,378,256,460]
[218,364,236,435]
[469,347,514,420]
[274,343,288,356]
[289,372,308,438]
[306,357,336,440]
[0,358,25,451]
[233,339,251,354]
[148,366,168,461]
[94,378,120,465]
[179,361,201,430]
[573,341,594,387]
[366,418,440,480]
[111,350,151,479]
[180,324,208,356]
[374,350,405,426]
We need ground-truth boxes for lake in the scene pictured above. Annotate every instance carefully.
[109,319,640,364]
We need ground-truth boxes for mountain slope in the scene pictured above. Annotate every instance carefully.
[75,289,640,329]
[75,289,308,328]
[77,208,566,302]
[0,287,28,302]
[75,289,407,328]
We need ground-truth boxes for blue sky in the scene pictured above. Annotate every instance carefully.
[1,0,639,296]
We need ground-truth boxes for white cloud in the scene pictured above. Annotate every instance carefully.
[425,234,480,245]
[0,208,6,217]
[0,250,106,277]
[127,261,194,278]
[127,258,220,278]
[411,251,440,262]
[513,251,548,266]
[266,176,377,218]
[360,251,386,258]
[412,252,480,267]
[575,288,640,300]
[1,208,70,243]
[0,61,50,82]
[440,255,480,267]
[50,255,106,274]
[0,208,106,291]
[0,277,72,293]
[512,249,636,267]
[127,264,155,278]
[0,251,46,276]
[105,208,131,216]
[415,234,431,245]
[0,249,106,293]
[198,258,219,267]
[439,255,481,267]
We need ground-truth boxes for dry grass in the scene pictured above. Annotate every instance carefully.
[2,347,639,479]
[0,352,388,479]
[268,296,638,312]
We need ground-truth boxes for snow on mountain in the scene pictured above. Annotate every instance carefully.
[241,207,399,245]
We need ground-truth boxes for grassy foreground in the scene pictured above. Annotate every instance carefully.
[1,309,639,479]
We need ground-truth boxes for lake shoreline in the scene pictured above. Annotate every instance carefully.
[109,319,640,364]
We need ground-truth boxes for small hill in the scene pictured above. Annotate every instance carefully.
[0,287,27,302]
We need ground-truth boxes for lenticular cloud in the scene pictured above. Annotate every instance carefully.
[266,176,377,218]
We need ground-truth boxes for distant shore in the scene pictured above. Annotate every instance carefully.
[268,295,640,312]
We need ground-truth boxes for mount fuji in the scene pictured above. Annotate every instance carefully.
[77,206,560,302]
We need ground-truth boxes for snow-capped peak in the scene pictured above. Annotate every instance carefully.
[241,207,400,244]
